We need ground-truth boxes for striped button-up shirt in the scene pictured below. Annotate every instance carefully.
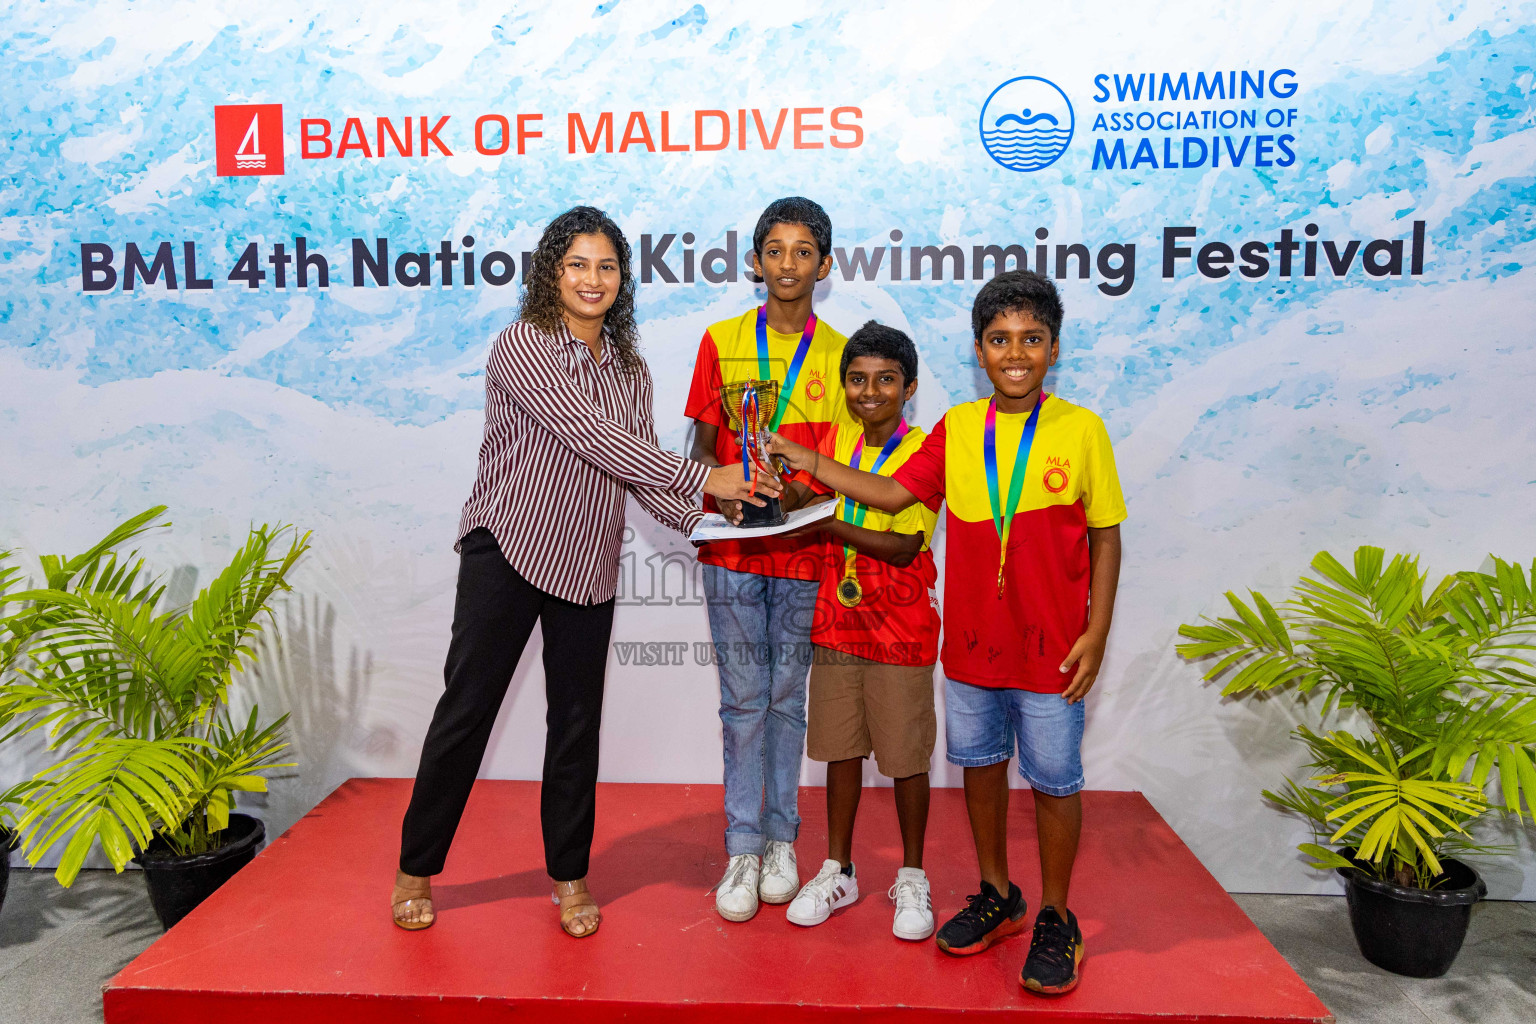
[457,319,710,604]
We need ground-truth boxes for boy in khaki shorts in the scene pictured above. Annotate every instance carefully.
[784,321,942,941]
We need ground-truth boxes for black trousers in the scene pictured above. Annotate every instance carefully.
[399,528,614,881]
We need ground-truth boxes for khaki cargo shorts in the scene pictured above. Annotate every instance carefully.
[807,646,937,779]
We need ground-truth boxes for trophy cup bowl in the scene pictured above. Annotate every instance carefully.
[720,378,788,528]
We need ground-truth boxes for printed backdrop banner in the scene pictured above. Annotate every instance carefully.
[2,1,1534,896]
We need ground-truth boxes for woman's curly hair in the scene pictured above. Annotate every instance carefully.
[518,206,643,375]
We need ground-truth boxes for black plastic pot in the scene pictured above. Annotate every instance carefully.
[133,813,265,930]
[0,827,16,917]
[1337,854,1486,978]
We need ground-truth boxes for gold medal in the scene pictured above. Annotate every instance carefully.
[834,421,909,611]
[837,546,863,607]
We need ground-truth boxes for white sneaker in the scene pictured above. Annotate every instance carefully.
[714,854,761,922]
[786,859,859,927]
[759,840,799,904]
[889,867,934,940]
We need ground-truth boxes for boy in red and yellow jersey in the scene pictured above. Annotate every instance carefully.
[771,271,1125,996]
[781,321,942,942]
[684,197,855,923]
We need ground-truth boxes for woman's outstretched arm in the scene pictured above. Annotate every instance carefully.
[494,322,769,505]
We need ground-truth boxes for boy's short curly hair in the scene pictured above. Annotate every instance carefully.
[971,270,1064,342]
[841,320,918,386]
[753,196,833,262]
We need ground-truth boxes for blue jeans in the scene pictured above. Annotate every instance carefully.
[703,564,819,857]
[943,677,1086,797]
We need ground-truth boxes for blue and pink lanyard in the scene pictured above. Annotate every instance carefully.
[840,421,911,574]
[736,307,817,486]
[754,305,816,433]
[839,421,911,525]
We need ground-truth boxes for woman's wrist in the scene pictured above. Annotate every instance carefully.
[684,458,715,497]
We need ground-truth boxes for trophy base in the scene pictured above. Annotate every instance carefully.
[738,494,787,528]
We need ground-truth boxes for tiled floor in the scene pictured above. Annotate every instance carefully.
[0,867,1531,1023]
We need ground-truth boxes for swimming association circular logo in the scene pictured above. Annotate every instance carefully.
[979,76,1074,172]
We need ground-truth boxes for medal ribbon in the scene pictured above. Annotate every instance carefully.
[755,305,817,433]
[984,393,1044,595]
[841,420,911,579]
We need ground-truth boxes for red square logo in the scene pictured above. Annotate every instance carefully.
[214,104,285,176]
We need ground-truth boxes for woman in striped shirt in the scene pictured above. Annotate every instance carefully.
[391,207,772,937]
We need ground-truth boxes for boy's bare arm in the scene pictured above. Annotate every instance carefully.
[768,432,919,514]
[780,478,824,513]
[1061,524,1122,703]
[690,420,722,467]
[822,518,924,568]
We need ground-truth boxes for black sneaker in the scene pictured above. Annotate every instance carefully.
[934,881,1027,955]
[1020,906,1084,995]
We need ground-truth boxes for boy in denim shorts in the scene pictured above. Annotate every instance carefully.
[770,271,1125,995]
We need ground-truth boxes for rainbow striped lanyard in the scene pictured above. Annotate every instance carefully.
[984,393,1044,596]
[755,305,817,433]
[839,420,911,527]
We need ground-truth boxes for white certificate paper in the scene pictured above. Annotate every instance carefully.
[689,499,836,543]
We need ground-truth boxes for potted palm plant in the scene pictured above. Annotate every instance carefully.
[1177,547,1535,977]
[0,507,308,928]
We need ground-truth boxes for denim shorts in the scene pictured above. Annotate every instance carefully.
[943,677,1085,796]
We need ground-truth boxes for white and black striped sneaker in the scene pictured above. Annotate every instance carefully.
[786,859,858,927]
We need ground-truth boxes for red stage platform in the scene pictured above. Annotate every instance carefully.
[106,779,1331,1023]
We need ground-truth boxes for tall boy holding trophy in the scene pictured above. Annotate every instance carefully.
[684,197,855,922]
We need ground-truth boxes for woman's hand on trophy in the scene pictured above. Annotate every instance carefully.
[767,432,815,472]
[704,463,780,517]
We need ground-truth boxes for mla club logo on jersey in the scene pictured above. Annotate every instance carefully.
[1043,456,1071,493]
[805,369,826,402]
[979,76,1074,173]
[214,104,285,177]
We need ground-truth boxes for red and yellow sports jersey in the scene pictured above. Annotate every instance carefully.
[684,308,854,579]
[891,394,1126,691]
[810,423,941,667]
